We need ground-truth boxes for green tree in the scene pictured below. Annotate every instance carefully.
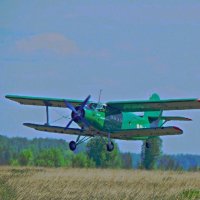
[18,149,33,166]
[34,148,65,167]
[86,137,122,168]
[64,150,74,167]
[141,137,162,170]
[0,135,11,165]
[72,153,95,168]
[10,159,20,166]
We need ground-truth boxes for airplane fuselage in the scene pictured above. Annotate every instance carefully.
[84,109,150,131]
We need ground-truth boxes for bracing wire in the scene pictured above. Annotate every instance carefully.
[49,109,71,125]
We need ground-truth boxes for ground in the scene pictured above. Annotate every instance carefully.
[0,167,200,200]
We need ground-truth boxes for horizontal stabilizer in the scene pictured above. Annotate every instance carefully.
[161,116,192,122]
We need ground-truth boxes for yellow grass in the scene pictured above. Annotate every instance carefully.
[0,167,200,200]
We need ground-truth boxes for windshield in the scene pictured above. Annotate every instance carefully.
[87,103,106,111]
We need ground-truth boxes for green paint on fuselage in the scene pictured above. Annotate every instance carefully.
[84,108,152,140]
[84,93,163,140]
[84,109,105,130]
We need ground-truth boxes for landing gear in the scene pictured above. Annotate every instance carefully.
[106,141,114,152]
[106,133,114,152]
[69,141,76,151]
[145,141,151,149]
[69,135,91,151]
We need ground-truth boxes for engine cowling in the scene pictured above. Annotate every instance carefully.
[64,95,91,129]
[71,106,85,123]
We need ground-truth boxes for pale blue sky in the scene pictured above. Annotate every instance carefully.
[1,0,200,154]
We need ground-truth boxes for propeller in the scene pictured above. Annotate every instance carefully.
[64,95,91,129]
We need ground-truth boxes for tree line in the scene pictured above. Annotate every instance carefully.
[0,135,200,170]
[0,135,124,168]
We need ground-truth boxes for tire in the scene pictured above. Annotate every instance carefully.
[69,141,76,151]
[145,142,151,149]
[106,141,114,152]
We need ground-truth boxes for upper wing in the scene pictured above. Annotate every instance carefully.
[106,98,200,112]
[6,95,92,108]
[110,126,183,140]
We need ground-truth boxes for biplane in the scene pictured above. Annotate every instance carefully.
[5,93,200,152]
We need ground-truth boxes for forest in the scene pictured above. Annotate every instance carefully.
[0,134,200,170]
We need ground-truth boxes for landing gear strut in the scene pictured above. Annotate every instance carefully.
[106,133,114,152]
[107,141,114,152]
[69,135,91,151]
[145,141,151,149]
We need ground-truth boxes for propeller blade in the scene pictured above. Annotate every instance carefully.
[64,95,91,129]
[79,95,91,110]
[64,100,77,114]
[65,119,74,129]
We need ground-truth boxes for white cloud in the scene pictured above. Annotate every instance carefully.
[15,33,78,55]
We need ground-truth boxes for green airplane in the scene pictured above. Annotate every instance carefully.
[5,93,200,152]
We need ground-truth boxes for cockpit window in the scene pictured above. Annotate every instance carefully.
[86,103,106,111]
[96,104,106,112]
[86,103,98,110]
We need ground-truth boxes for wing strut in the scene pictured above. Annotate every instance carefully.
[44,101,50,125]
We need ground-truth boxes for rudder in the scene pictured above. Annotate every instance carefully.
[144,93,162,126]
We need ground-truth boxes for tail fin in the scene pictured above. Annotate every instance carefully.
[144,93,162,126]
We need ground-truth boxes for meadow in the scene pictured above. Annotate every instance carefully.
[0,167,200,200]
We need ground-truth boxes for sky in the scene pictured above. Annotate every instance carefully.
[1,0,200,154]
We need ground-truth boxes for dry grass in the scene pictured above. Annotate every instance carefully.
[0,167,200,200]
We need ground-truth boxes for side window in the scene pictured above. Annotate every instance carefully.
[99,105,106,112]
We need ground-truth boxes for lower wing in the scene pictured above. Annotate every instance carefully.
[24,123,182,140]
[110,126,183,140]
[24,123,95,137]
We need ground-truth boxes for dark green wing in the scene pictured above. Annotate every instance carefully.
[106,98,200,112]
[6,95,92,108]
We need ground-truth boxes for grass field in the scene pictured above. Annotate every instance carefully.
[0,167,200,200]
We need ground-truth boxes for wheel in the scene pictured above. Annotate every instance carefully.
[145,141,150,149]
[106,141,114,152]
[69,141,76,151]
